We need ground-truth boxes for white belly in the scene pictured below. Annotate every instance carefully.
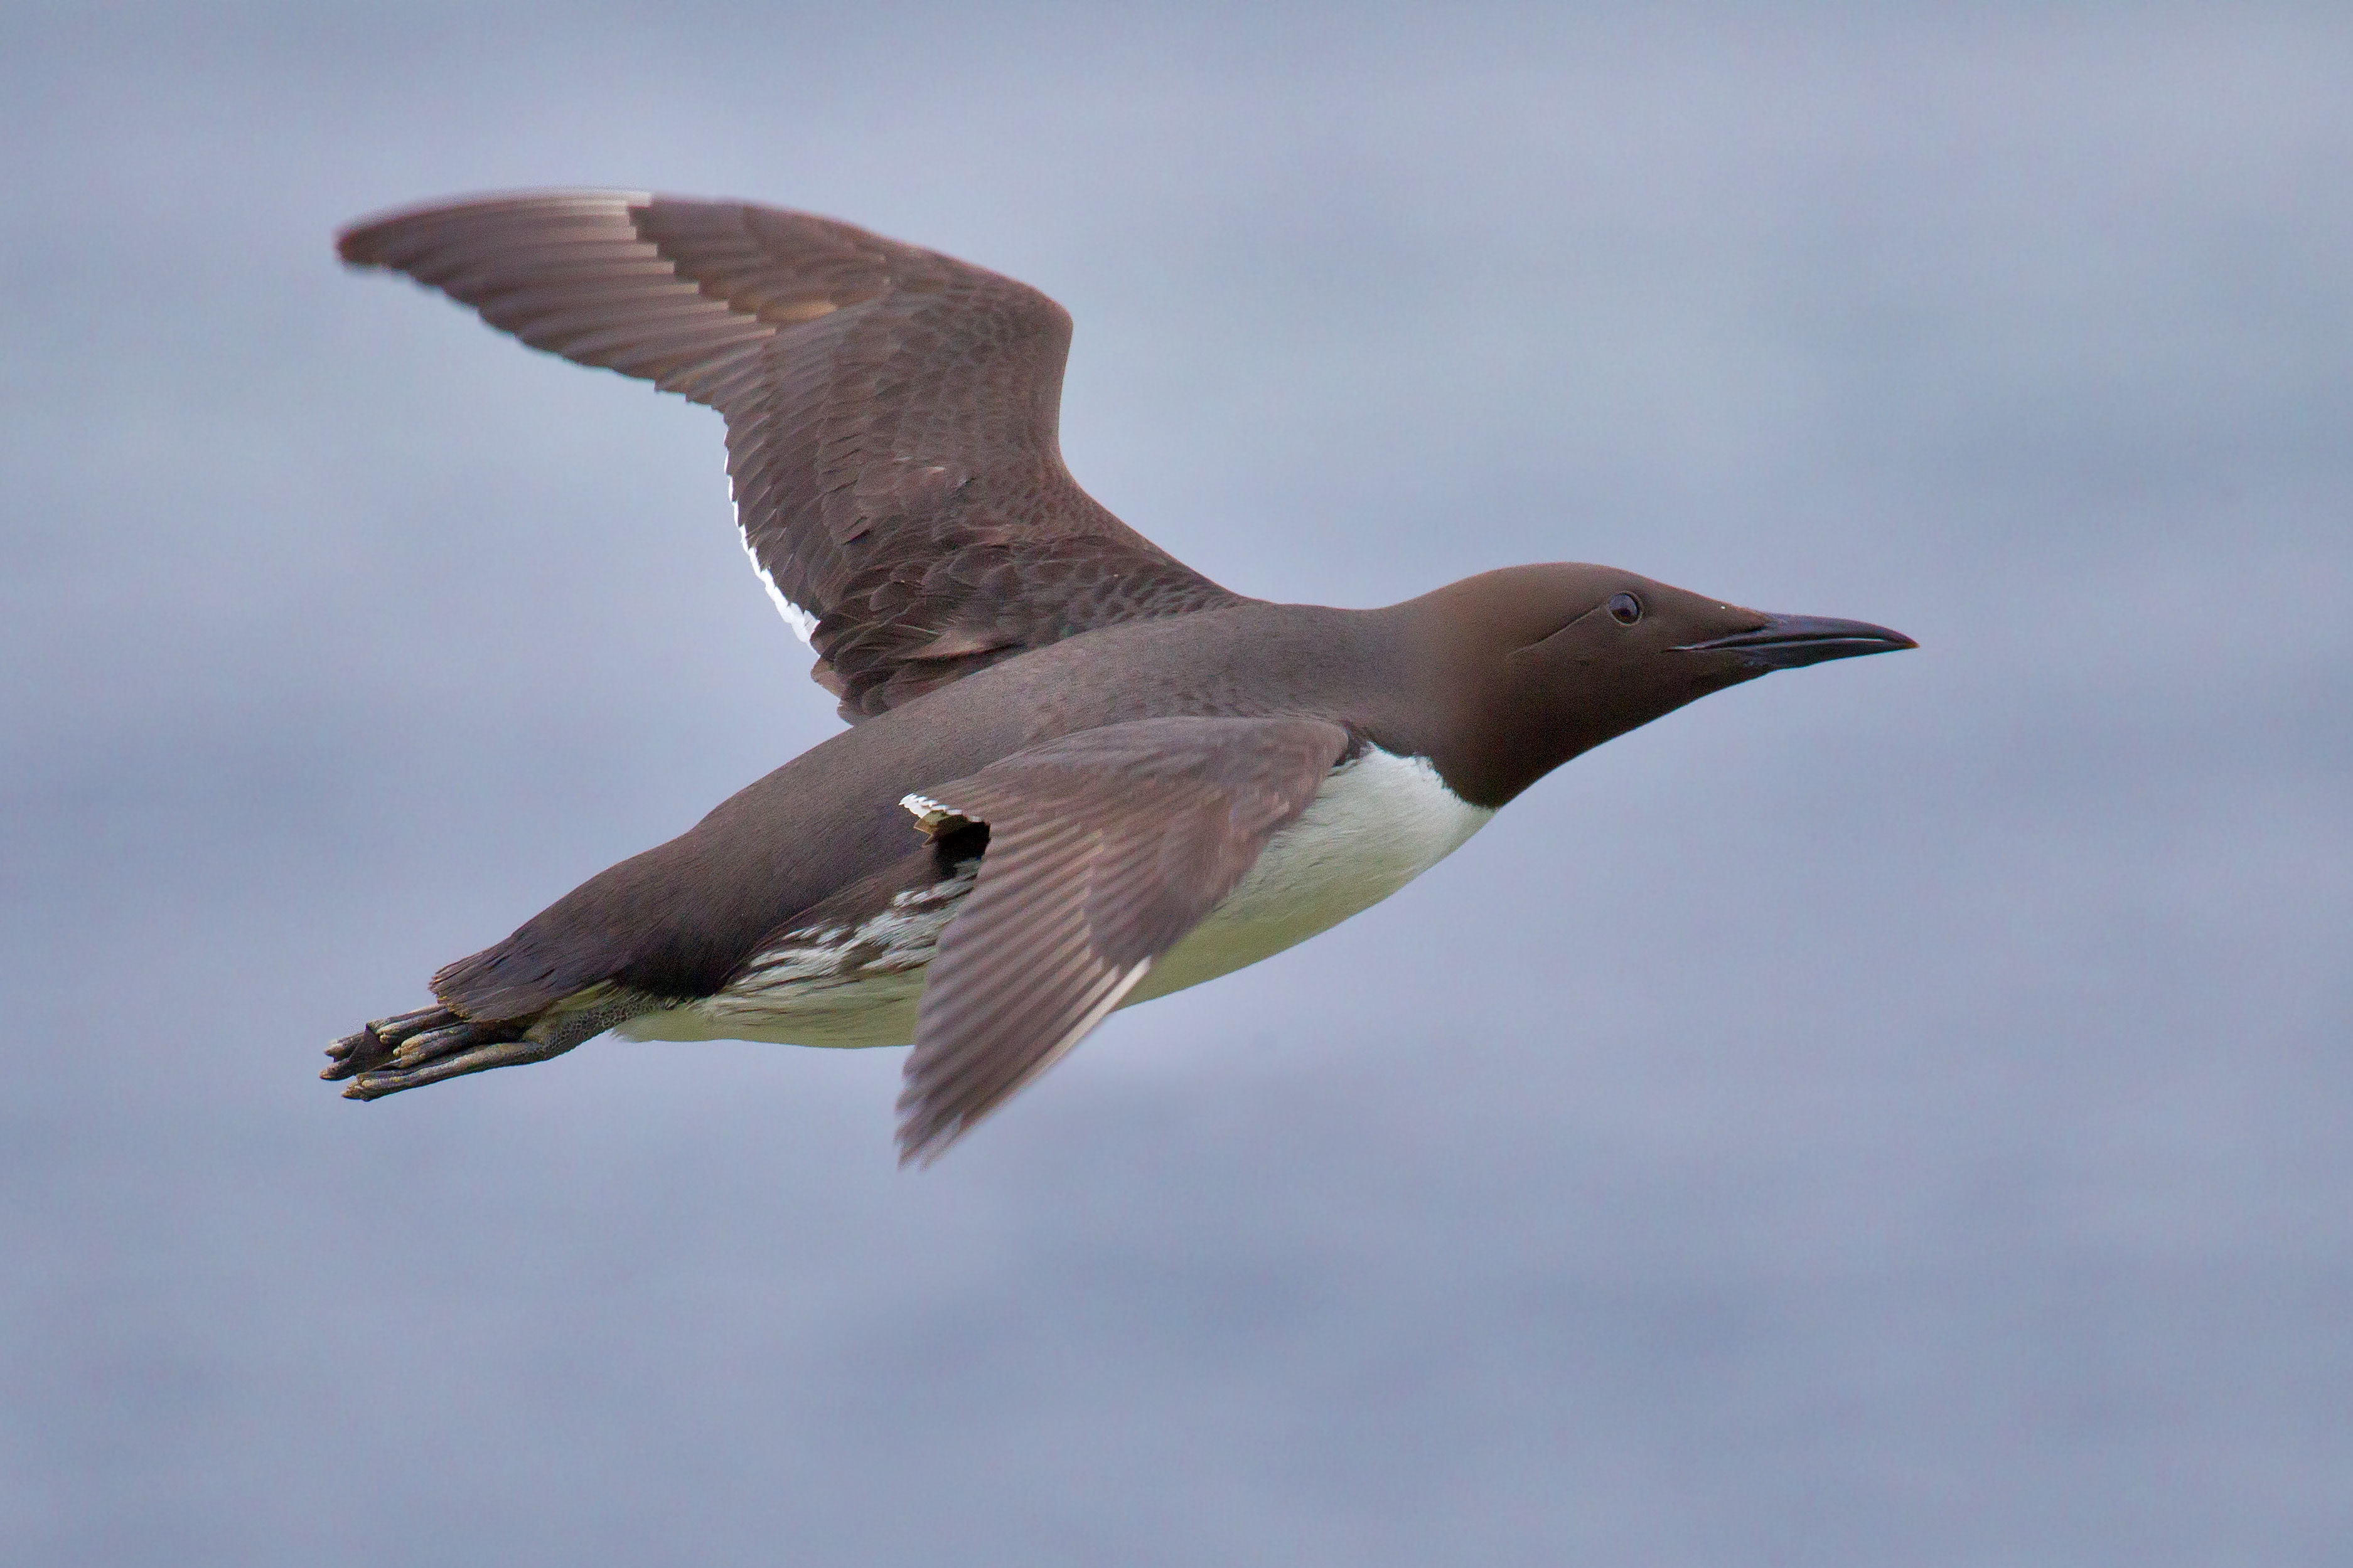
[623,746,1493,1049]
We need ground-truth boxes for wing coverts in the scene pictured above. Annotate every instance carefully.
[338,191,1243,717]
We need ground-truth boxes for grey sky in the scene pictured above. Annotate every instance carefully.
[4,4,2349,1563]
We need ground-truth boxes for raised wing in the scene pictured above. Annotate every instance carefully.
[338,191,1245,717]
[894,716,1353,1164]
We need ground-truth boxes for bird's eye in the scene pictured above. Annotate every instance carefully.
[1607,592,1643,625]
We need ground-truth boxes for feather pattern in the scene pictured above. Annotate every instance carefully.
[338,190,1245,717]
[895,716,1351,1162]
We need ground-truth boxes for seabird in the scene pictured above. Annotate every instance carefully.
[324,191,1915,1163]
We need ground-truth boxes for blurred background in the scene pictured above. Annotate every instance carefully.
[4,3,2348,1562]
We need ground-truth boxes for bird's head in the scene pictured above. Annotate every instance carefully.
[1395,563,1916,808]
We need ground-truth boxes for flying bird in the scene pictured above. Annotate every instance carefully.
[325,191,1915,1163]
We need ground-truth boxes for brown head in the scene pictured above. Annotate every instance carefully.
[1385,563,1916,808]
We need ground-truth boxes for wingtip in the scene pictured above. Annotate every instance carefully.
[334,187,660,268]
[892,1097,970,1169]
[895,1134,949,1171]
[890,956,1158,1168]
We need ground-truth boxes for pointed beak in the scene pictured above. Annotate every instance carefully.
[1675,613,1919,670]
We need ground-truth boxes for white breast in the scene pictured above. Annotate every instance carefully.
[624,745,1491,1048]
[1127,745,1494,1004]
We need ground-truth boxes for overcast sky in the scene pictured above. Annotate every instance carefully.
[4,4,2349,1563]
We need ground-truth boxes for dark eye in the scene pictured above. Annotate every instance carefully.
[1607,592,1643,625]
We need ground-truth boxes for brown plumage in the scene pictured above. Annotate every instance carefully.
[338,192,1243,718]
[326,190,1916,1162]
[894,717,1352,1162]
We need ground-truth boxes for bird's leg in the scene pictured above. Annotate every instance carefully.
[330,1003,626,1100]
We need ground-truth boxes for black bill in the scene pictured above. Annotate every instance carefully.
[1676,613,1919,670]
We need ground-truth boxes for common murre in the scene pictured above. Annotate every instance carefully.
[324,191,1916,1163]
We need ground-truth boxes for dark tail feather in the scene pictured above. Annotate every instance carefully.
[429,943,573,1023]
